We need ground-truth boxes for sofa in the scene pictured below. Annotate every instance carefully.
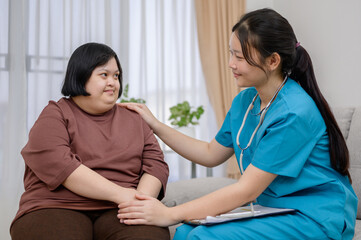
[161,106,361,239]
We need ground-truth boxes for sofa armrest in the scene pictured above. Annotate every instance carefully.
[161,177,237,239]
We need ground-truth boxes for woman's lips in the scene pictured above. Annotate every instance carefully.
[104,89,115,95]
[233,73,240,78]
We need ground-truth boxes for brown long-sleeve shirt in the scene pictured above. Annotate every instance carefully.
[13,98,168,224]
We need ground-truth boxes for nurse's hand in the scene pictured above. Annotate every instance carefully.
[117,193,179,227]
[118,103,160,130]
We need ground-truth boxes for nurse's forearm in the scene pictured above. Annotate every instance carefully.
[63,164,136,204]
[119,103,233,167]
[170,164,277,221]
[170,182,248,221]
[153,121,233,167]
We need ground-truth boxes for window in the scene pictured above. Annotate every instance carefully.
[0,0,9,180]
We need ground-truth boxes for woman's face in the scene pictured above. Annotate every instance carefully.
[73,57,120,114]
[228,32,267,88]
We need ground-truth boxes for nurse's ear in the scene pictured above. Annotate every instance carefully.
[265,52,281,72]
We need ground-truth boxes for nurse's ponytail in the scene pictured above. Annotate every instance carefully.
[233,8,351,182]
[290,45,351,182]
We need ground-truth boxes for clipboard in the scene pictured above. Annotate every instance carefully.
[185,204,296,225]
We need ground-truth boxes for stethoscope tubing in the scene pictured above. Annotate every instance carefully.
[235,76,287,216]
[236,75,288,153]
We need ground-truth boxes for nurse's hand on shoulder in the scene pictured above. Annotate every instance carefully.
[117,193,179,227]
[118,103,159,130]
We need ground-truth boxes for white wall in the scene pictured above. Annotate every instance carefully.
[247,0,361,107]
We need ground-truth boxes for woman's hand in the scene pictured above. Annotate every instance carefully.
[118,103,160,131]
[117,193,180,227]
[63,164,141,205]
[116,188,139,204]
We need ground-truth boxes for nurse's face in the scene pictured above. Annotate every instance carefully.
[228,32,267,88]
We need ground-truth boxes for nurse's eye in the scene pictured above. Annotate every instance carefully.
[235,55,244,60]
[100,73,107,78]
[229,50,244,60]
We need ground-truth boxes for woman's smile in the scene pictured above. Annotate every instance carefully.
[104,89,115,95]
[233,72,241,78]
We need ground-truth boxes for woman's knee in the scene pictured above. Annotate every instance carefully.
[10,209,92,240]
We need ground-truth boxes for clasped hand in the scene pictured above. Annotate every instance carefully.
[117,193,178,227]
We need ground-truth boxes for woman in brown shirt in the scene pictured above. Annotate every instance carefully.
[10,43,170,240]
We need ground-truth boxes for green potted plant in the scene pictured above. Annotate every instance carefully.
[168,101,204,137]
[168,101,204,177]
[120,84,146,103]
[168,101,204,127]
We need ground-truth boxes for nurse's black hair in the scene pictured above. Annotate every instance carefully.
[61,42,123,98]
[232,8,351,182]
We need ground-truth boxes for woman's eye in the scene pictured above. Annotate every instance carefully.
[114,74,119,79]
[100,73,107,77]
[229,50,244,60]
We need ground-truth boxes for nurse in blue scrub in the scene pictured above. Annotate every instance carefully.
[118,8,358,240]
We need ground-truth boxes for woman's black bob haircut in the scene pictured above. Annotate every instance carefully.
[61,42,123,98]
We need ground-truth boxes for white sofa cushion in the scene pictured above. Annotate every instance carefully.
[345,107,361,219]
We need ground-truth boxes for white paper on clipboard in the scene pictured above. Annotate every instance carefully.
[186,204,296,225]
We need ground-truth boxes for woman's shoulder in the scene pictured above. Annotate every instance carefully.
[41,97,77,119]
[115,105,153,132]
[38,98,68,116]
[30,98,71,130]
[115,104,141,118]
[115,104,148,125]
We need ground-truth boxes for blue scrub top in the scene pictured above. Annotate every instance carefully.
[216,79,358,239]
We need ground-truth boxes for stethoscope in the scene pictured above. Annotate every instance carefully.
[235,75,288,215]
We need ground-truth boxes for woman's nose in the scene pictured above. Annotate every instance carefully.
[229,58,236,69]
[107,77,115,86]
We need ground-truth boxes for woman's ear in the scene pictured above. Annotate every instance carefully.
[266,52,281,72]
